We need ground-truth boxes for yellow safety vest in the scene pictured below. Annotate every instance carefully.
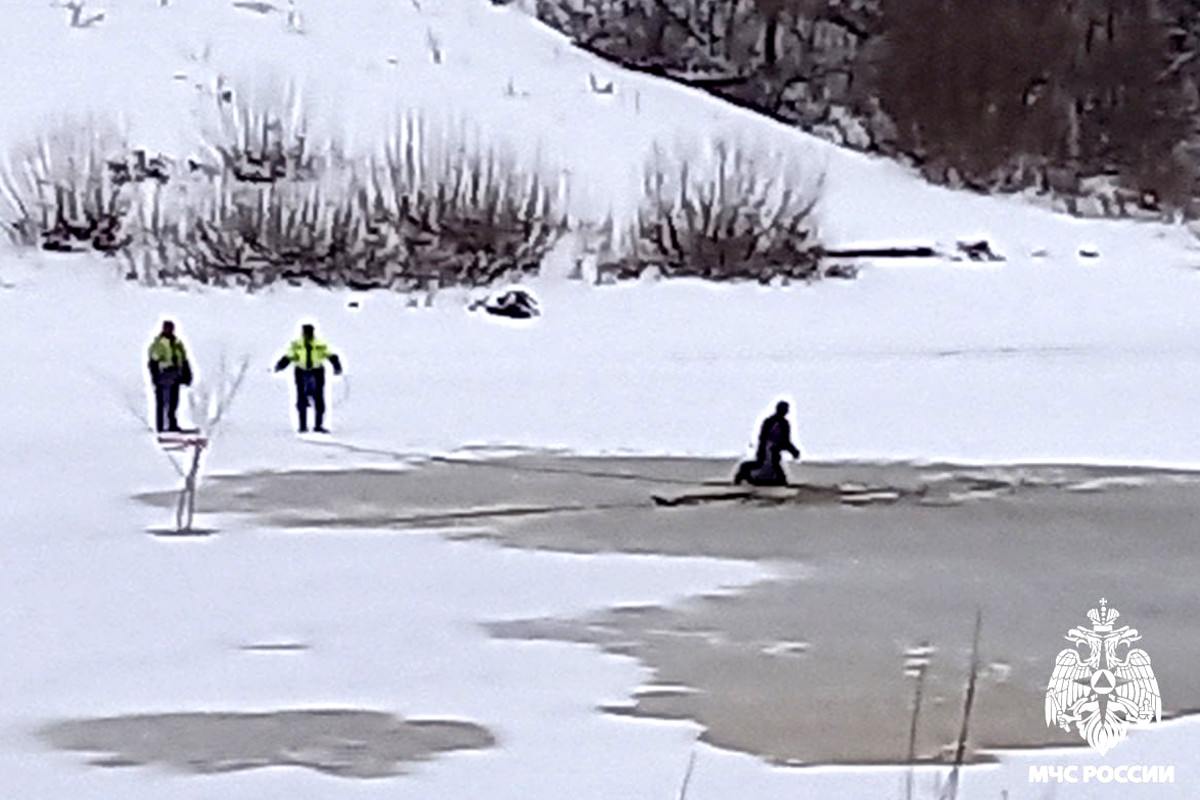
[286,338,331,370]
[148,335,187,368]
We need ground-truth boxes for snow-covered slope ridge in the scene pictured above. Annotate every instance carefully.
[3,0,1196,253]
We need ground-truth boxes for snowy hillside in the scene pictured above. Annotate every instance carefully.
[3,1,1200,799]
[4,0,1198,249]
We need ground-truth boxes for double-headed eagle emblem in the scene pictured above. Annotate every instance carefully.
[1045,598,1161,754]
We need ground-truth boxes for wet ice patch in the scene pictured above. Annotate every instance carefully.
[39,710,495,779]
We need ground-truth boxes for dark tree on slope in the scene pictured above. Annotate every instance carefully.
[535,0,868,75]
[1065,0,1197,208]
[874,0,1195,208]
[875,0,1070,180]
[756,0,782,65]
[534,0,1198,214]
[756,0,852,70]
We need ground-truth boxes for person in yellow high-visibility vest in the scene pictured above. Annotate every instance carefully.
[146,319,193,433]
[274,323,343,433]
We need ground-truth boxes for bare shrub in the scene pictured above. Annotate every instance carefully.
[160,356,249,534]
[3,111,566,291]
[208,98,318,183]
[157,113,564,289]
[0,125,139,251]
[140,168,388,288]
[599,137,824,281]
[119,355,249,534]
[369,113,565,286]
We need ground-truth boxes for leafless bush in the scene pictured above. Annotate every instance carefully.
[0,125,138,251]
[162,357,248,533]
[369,113,565,286]
[599,137,824,281]
[209,100,317,183]
[119,355,249,534]
[134,166,380,288]
[153,113,564,289]
[4,112,566,291]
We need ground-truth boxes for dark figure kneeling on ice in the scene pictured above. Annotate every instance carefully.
[735,401,802,486]
[274,323,343,434]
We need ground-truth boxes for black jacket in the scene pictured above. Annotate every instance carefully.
[757,414,801,462]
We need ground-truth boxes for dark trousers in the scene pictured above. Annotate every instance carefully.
[294,367,326,430]
[154,379,181,432]
[734,445,788,487]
